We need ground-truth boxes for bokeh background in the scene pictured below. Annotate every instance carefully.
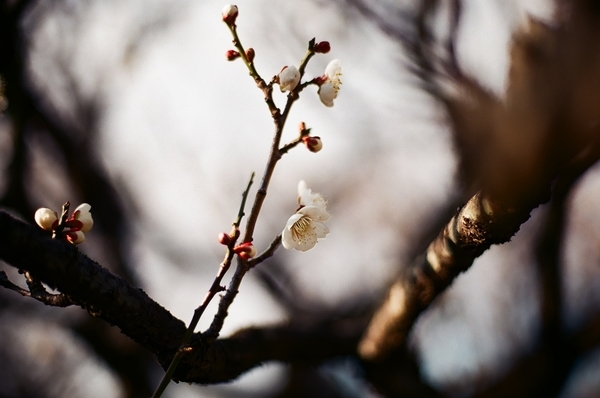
[2,0,600,397]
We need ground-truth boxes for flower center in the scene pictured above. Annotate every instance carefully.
[291,215,312,241]
[331,72,342,93]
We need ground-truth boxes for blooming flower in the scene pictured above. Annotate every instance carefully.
[277,65,300,92]
[282,181,330,252]
[317,59,342,107]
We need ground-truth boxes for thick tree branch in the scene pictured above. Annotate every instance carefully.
[358,190,541,360]
[0,211,359,384]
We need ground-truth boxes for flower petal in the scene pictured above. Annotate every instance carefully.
[312,221,329,239]
[297,181,329,214]
[298,205,331,222]
[34,208,58,230]
[278,66,300,92]
[318,81,336,107]
[73,203,94,232]
[325,59,341,79]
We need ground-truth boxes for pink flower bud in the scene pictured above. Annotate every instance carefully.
[222,4,238,25]
[302,136,323,153]
[245,48,255,63]
[234,242,257,259]
[226,50,240,61]
[314,41,331,54]
[218,232,232,245]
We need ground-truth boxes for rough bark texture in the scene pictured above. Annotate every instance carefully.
[358,191,540,360]
[0,211,359,384]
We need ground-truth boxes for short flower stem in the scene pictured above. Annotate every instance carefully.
[151,174,254,398]
[52,201,70,239]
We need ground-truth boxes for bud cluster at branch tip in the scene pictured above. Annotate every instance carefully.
[34,203,94,245]
[222,4,238,25]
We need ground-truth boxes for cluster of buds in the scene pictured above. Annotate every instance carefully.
[34,203,94,245]
[276,57,342,107]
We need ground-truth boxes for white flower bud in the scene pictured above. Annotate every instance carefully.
[34,208,58,230]
[222,4,238,24]
[277,66,300,92]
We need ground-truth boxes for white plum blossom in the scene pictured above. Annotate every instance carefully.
[34,208,58,230]
[282,181,330,252]
[318,59,342,107]
[278,66,300,92]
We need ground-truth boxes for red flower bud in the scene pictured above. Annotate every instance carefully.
[226,50,240,61]
[302,136,323,153]
[233,241,257,259]
[314,41,331,54]
[218,232,232,245]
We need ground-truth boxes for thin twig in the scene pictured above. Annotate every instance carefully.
[0,271,74,307]
[151,173,254,398]
[248,235,282,269]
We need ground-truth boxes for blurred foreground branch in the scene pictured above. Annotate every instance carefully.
[359,0,600,361]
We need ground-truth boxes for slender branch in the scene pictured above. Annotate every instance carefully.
[242,45,316,243]
[248,235,282,269]
[0,210,361,383]
[152,173,254,397]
